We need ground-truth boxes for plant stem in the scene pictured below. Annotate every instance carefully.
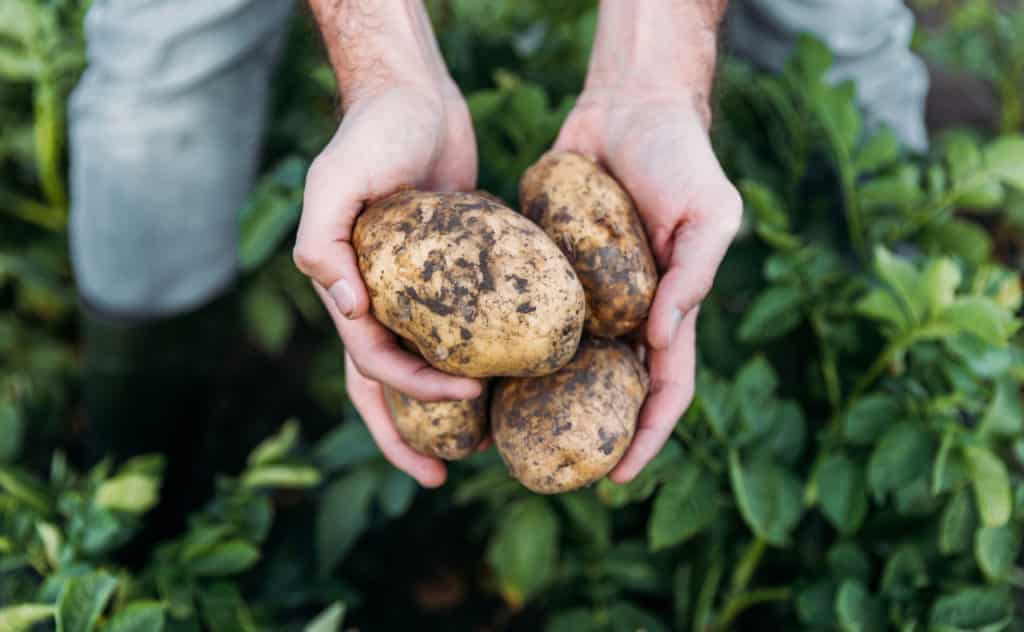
[811,312,842,414]
[730,537,766,595]
[33,76,68,215]
[714,587,792,630]
[849,336,910,400]
[694,556,724,632]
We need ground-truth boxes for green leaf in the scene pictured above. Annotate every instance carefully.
[238,157,305,271]
[943,297,1018,347]
[0,604,55,632]
[558,491,611,552]
[696,370,737,438]
[56,572,118,632]
[314,423,380,473]
[859,164,924,210]
[855,126,900,173]
[197,582,259,632]
[817,453,868,535]
[827,541,872,583]
[978,376,1024,437]
[248,419,300,466]
[728,451,802,545]
[930,587,1012,629]
[0,399,23,462]
[545,610,593,632]
[787,34,833,85]
[241,465,321,489]
[376,469,416,518]
[857,288,911,335]
[487,498,559,607]
[735,356,779,441]
[303,602,346,632]
[873,247,923,324]
[316,468,378,575]
[596,440,683,507]
[649,465,719,551]
[0,466,51,513]
[738,285,804,343]
[186,539,261,577]
[940,488,978,555]
[796,581,836,626]
[920,258,962,317]
[867,422,933,501]
[880,545,928,600]
[835,579,883,632]
[975,524,1019,581]
[945,333,1013,377]
[843,395,901,445]
[923,219,992,265]
[763,400,806,465]
[607,602,669,632]
[983,135,1024,190]
[104,602,165,632]
[36,522,61,569]
[243,285,293,355]
[964,445,1012,527]
[94,474,159,514]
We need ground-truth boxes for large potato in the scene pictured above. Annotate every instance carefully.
[353,190,586,377]
[492,337,649,494]
[383,385,488,460]
[519,151,658,338]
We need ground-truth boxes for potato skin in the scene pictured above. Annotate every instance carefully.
[519,151,658,338]
[492,337,649,494]
[383,385,488,460]
[353,190,586,377]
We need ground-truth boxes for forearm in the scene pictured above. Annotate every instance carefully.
[585,0,727,124]
[307,0,452,108]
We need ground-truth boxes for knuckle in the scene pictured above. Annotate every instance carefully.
[718,185,744,236]
[291,242,324,276]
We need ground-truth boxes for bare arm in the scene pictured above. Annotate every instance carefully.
[298,1,480,488]
[584,0,726,125]
[556,0,741,482]
[307,0,455,109]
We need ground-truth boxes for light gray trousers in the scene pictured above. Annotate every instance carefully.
[69,0,928,319]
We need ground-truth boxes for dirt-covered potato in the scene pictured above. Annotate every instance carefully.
[491,337,649,494]
[353,190,586,377]
[383,385,488,460]
[519,151,658,338]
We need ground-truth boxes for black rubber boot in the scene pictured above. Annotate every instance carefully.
[78,291,238,555]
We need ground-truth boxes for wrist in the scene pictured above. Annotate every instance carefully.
[310,0,453,109]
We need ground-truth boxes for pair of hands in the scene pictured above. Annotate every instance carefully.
[294,79,741,488]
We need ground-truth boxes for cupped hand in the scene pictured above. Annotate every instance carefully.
[295,83,482,487]
[554,92,742,483]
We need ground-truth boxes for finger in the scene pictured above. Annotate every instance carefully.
[293,154,372,320]
[345,353,447,487]
[609,309,697,484]
[646,185,741,351]
[315,283,483,401]
[476,434,493,453]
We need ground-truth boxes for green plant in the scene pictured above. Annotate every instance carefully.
[914,0,1024,133]
[3,2,1024,630]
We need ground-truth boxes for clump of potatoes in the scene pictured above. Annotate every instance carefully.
[351,152,657,493]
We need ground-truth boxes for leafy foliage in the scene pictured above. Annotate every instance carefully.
[2,1,1024,630]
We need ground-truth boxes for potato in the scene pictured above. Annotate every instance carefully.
[491,337,649,494]
[519,151,658,338]
[383,384,488,460]
[353,190,585,377]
